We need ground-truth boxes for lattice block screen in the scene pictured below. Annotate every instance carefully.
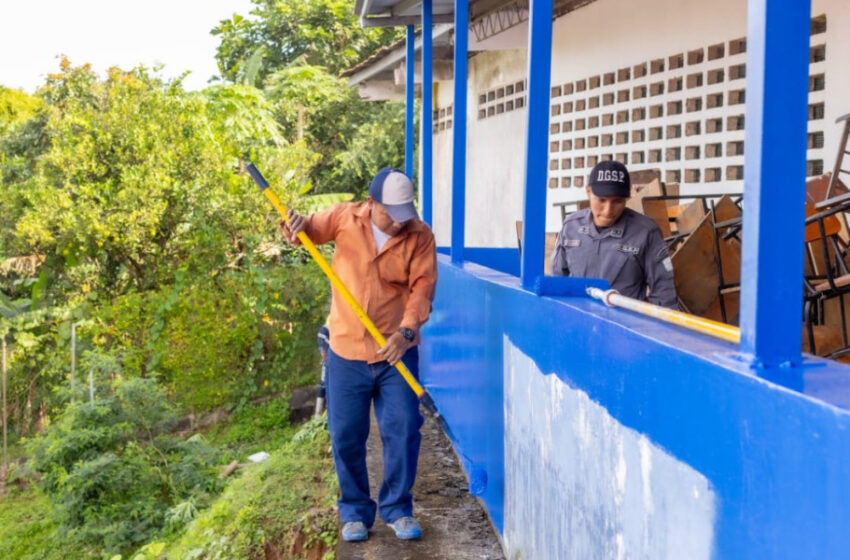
[478,80,527,120]
[433,104,454,134]
[545,15,828,189]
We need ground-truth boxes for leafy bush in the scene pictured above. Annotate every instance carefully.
[163,417,337,560]
[0,57,328,438]
[216,398,290,448]
[90,260,327,412]
[28,377,221,554]
[0,86,42,136]
[0,486,97,560]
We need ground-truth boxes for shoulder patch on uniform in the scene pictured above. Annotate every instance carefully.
[662,256,674,272]
[616,244,640,255]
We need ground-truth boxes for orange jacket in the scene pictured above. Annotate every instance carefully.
[303,201,437,363]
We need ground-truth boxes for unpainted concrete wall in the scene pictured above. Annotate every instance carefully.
[504,339,715,560]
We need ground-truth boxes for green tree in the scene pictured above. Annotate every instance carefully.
[0,58,329,431]
[212,0,407,197]
[0,87,41,135]
[1,58,285,296]
[264,63,406,196]
[212,0,400,85]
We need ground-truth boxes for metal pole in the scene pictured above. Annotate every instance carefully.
[70,323,76,402]
[739,0,811,367]
[405,24,415,178]
[450,0,468,263]
[422,0,433,226]
[520,0,554,292]
[2,336,7,474]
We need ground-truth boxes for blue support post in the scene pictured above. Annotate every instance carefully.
[405,25,415,178]
[450,0,468,264]
[739,0,811,368]
[520,0,553,292]
[421,0,433,227]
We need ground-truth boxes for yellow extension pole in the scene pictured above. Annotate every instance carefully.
[246,163,426,398]
[586,287,741,344]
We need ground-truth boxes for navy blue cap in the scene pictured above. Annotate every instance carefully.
[588,161,631,198]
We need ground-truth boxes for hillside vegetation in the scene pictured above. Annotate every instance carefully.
[0,1,404,558]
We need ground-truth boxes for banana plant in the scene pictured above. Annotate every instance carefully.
[0,292,31,320]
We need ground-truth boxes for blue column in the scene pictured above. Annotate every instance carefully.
[739,0,811,368]
[520,0,553,292]
[422,0,433,227]
[450,0,468,264]
[405,25,415,178]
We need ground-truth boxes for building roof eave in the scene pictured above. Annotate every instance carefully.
[343,23,454,84]
[356,0,599,21]
[344,0,600,84]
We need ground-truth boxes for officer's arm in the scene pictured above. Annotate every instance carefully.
[551,229,570,276]
[644,228,679,309]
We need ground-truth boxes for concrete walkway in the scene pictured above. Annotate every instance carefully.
[335,411,504,560]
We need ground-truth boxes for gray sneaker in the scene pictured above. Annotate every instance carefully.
[342,521,368,542]
[388,516,422,539]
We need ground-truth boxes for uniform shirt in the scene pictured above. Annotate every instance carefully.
[551,208,678,308]
[302,201,437,363]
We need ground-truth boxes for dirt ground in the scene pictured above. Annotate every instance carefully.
[334,411,505,560]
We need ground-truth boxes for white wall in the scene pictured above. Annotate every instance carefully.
[428,0,850,244]
[432,81,455,247]
[433,49,529,247]
[818,0,850,173]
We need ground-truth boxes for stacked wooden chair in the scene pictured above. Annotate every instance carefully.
[802,174,850,357]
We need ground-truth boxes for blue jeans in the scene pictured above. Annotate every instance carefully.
[326,347,423,526]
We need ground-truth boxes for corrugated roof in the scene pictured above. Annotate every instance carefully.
[355,0,598,19]
[343,0,599,78]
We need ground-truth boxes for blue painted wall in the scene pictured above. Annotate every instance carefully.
[436,246,519,277]
[421,255,850,559]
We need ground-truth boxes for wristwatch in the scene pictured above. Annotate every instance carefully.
[398,327,415,342]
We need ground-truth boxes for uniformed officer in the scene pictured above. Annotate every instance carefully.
[552,160,678,308]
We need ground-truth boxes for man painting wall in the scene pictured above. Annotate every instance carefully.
[282,168,437,543]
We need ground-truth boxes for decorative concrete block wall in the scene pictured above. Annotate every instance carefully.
[428,0,850,240]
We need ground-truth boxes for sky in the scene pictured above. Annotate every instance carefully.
[0,0,256,93]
